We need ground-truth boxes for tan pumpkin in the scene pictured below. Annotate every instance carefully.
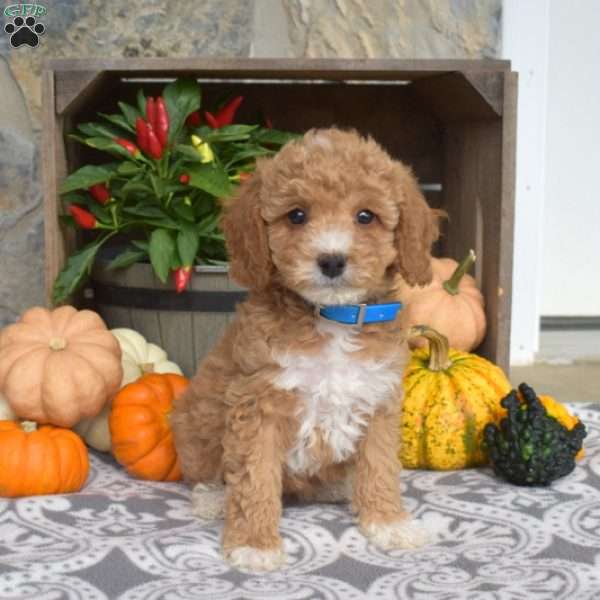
[396,250,486,352]
[0,392,15,421]
[401,325,512,470]
[0,306,122,428]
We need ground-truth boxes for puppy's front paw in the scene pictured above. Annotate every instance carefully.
[225,545,287,572]
[191,482,225,520]
[362,518,430,551]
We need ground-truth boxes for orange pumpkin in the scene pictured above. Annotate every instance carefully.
[397,250,486,352]
[109,373,188,481]
[0,306,122,427]
[0,420,89,497]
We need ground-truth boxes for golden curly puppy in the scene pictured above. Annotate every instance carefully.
[171,128,439,572]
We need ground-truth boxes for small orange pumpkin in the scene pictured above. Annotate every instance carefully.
[109,373,188,481]
[397,250,486,352]
[0,420,89,497]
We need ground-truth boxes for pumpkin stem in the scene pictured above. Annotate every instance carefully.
[140,363,155,373]
[48,337,67,351]
[21,420,38,433]
[442,249,476,296]
[408,325,452,371]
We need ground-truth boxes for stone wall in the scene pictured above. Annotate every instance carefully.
[0,0,501,326]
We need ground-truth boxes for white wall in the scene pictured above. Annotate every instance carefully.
[503,0,550,364]
[541,0,600,316]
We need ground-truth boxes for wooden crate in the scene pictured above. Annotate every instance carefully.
[42,58,517,371]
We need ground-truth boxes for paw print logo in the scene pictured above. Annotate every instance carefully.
[4,15,45,48]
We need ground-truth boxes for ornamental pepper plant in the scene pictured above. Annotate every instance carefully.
[53,78,297,301]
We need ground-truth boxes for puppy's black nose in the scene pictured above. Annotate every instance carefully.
[317,253,346,279]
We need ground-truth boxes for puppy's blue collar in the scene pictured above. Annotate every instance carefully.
[317,302,403,327]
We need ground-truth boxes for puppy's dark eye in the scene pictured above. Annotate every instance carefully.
[288,208,307,225]
[356,209,375,225]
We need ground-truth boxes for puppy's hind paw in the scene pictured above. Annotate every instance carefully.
[225,545,287,572]
[191,482,225,520]
[362,518,430,551]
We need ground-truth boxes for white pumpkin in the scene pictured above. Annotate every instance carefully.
[73,328,183,451]
[111,328,183,386]
[0,391,15,421]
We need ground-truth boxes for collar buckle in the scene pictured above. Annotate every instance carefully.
[356,303,367,328]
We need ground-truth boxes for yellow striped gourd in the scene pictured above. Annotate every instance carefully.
[400,326,511,470]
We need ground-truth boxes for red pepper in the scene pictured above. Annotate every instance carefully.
[135,117,150,154]
[238,171,252,183]
[146,124,163,159]
[174,266,192,293]
[155,97,169,148]
[204,111,220,129]
[68,205,97,229]
[179,173,190,185]
[185,111,202,127]
[89,183,110,205]
[205,96,244,128]
[114,138,139,157]
[145,97,157,131]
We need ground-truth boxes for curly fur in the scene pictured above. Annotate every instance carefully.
[171,128,439,571]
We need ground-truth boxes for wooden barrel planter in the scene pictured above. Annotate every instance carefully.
[90,256,246,377]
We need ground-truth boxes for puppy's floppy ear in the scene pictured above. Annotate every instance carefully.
[221,165,273,290]
[393,166,441,287]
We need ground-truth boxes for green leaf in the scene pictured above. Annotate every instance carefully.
[177,224,199,267]
[87,202,111,223]
[121,180,154,195]
[144,218,180,231]
[175,144,205,163]
[60,165,114,194]
[149,229,175,283]
[52,235,112,303]
[98,112,135,133]
[172,197,195,222]
[118,101,141,128]
[117,162,143,176]
[196,211,221,235]
[169,253,182,270]
[252,128,300,146]
[123,204,169,219]
[188,163,233,198]
[149,173,165,199]
[106,247,147,270]
[225,145,272,168]
[78,121,122,139]
[162,78,201,143]
[205,124,258,143]
[132,239,150,251]
[61,191,87,205]
[136,88,147,116]
[77,136,137,160]
[163,183,189,194]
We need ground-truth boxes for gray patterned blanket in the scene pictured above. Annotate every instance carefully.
[1,404,599,600]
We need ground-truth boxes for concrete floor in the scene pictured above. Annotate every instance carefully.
[509,328,600,404]
[510,362,600,403]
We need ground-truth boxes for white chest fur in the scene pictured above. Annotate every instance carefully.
[273,319,401,476]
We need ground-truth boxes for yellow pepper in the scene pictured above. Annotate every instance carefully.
[190,135,214,164]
